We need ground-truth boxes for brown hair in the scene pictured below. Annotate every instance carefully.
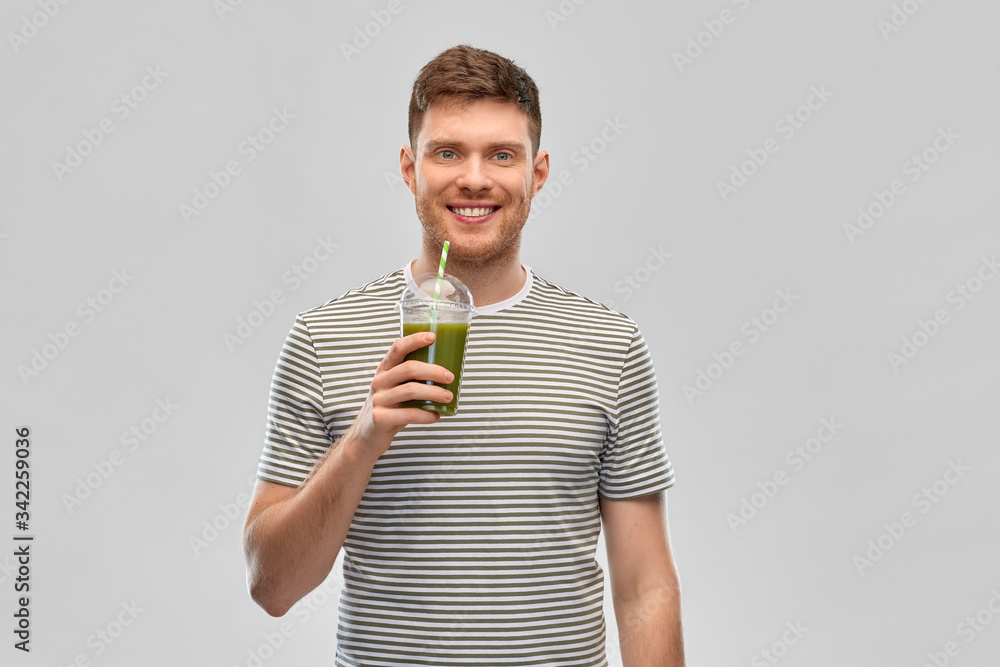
[408,45,542,155]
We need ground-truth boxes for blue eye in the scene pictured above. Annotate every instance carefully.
[440,150,456,159]
[495,152,512,161]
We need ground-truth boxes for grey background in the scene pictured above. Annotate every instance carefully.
[2,1,999,665]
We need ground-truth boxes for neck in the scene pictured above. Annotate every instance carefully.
[412,244,526,307]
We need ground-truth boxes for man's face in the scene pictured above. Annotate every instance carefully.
[400,99,549,265]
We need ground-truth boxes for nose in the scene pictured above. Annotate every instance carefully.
[454,157,492,192]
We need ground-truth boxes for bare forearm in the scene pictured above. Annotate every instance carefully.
[244,332,453,615]
[244,436,378,616]
[617,579,685,667]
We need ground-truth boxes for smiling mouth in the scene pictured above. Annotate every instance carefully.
[448,206,499,218]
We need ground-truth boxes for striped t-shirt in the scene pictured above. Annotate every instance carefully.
[257,262,675,666]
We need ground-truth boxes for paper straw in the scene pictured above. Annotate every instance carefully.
[427,240,449,366]
[433,240,449,301]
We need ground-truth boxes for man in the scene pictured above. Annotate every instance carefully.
[243,45,684,666]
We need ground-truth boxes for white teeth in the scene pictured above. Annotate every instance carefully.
[453,207,495,217]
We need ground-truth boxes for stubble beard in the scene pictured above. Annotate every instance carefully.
[414,187,533,273]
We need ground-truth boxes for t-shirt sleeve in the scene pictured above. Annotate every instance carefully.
[256,315,332,487]
[598,325,675,499]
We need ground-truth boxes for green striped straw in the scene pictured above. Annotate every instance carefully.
[427,240,449,366]
[433,240,450,302]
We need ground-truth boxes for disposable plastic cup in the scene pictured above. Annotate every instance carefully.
[395,273,476,416]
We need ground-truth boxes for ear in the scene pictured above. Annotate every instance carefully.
[531,150,550,196]
[399,145,418,194]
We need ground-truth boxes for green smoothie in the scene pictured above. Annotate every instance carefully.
[401,321,470,415]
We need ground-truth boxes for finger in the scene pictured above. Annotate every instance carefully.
[372,359,454,393]
[373,380,453,409]
[377,332,436,373]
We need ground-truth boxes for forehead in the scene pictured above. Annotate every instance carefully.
[417,99,531,149]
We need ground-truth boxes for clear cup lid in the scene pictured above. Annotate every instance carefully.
[398,272,476,311]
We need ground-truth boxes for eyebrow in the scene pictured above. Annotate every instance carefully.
[423,139,527,154]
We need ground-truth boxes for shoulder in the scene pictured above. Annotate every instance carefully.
[297,269,406,326]
[525,271,640,338]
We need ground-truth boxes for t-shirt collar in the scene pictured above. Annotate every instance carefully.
[402,259,533,315]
